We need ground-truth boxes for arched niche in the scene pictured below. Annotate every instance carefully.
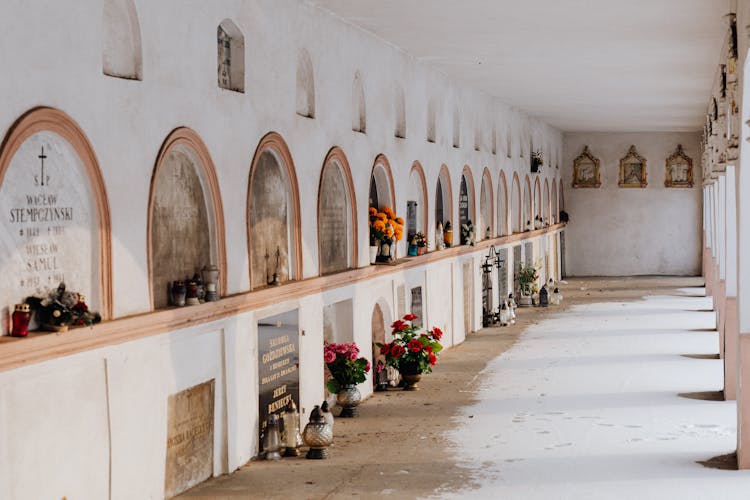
[506,127,513,158]
[426,98,437,143]
[479,168,493,240]
[148,128,226,309]
[352,71,366,133]
[458,167,476,238]
[452,107,460,148]
[474,123,481,151]
[296,49,315,118]
[217,19,245,93]
[551,179,558,223]
[407,162,428,239]
[511,172,521,233]
[522,175,532,228]
[559,181,564,213]
[543,179,550,222]
[491,124,497,155]
[318,147,357,275]
[533,177,541,221]
[435,164,453,233]
[497,171,509,236]
[369,154,395,211]
[394,85,406,139]
[248,132,302,289]
[0,107,112,330]
[102,0,143,80]
[371,298,393,387]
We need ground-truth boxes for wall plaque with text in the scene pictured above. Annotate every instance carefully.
[258,310,300,451]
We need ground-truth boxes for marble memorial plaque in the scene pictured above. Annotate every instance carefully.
[164,380,215,498]
[463,261,472,334]
[407,200,417,238]
[411,287,423,328]
[397,285,406,318]
[0,131,98,333]
[459,176,469,225]
[258,310,300,451]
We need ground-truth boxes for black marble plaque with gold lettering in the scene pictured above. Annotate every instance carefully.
[258,310,300,451]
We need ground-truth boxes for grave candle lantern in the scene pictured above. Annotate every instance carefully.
[11,303,31,337]
[263,413,283,460]
[186,279,200,306]
[202,264,220,302]
[281,400,303,457]
[303,405,333,459]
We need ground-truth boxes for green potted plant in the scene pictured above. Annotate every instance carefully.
[517,263,538,307]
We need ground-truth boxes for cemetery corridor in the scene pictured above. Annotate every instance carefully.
[179,277,750,499]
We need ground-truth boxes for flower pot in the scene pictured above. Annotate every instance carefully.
[408,244,418,257]
[336,384,362,417]
[402,373,422,391]
[369,245,378,264]
[417,246,426,256]
[518,294,532,308]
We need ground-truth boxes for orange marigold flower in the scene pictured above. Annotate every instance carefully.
[377,213,387,221]
[369,207,377,216]
[395,217,404,225]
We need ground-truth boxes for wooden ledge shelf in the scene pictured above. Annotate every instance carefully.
[0,224,565,373]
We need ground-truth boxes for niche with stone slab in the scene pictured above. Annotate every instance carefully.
[248,134,301,290]
[0,108,112,334]
[149,130,222,310]
[318,149,356,274]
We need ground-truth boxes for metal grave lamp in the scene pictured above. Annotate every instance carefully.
[539,285,549,307]
[263,413,283,460]
[303,405,333,459]
[551,287,562,305]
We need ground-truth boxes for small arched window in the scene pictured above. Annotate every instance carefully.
[352,71,366,133]
[102,0,143,80]
[395,85,406,138]
[452,107,460,148]
[217,19,245,93]
[296,49,315,118]
[427,98,437,143]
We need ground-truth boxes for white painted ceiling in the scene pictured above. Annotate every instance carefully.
[309,0,728,132]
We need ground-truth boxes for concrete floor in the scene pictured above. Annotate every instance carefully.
[179,277,750,499]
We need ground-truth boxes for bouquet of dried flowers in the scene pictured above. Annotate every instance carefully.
[26,282,101,329]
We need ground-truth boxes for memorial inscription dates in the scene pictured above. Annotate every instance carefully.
[0,131,98,333]
[258,310,300,452]
[164,380,215,498]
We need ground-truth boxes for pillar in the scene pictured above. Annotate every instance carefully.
[725,166,738,399]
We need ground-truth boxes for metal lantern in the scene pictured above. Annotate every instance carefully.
[281,400,303,457]
[508,294,517,324]
[481,256,495,327]
[303,405,333,459]
[263,413,283,460]
[551,287,562,305]
[499,301,510,326]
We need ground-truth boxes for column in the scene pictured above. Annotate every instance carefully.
[725,166,739,399]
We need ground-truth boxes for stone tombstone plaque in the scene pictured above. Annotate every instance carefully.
[463,261,472,334]
[151,147,212,309]
[164,380,215,499]
[0,131,98,333]
[250,152,291,289]
[513,245,522,293]
[258,310,300,451]
[524,242,533,266]
[397,284,406,318]
[319,163,349,274]
[499,247,508,297]
[435,178,444,225]
[459,176,469,226]
[407,200,417,238]
[410,287,423,328]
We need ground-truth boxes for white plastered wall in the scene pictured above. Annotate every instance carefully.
[563,132,702,276]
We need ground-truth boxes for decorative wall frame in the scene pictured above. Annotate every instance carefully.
[571,145,601,188]
[618,145,647,188]
[664,144,693,188]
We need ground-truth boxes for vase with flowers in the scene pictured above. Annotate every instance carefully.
[324,342,371,417]
[368,206,404,263]
[414,232,427,256]
[377,313,443,390]
[517,263,538,307]
[25,282,101,332]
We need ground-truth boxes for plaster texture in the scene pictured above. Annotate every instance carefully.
[563,132,702,277]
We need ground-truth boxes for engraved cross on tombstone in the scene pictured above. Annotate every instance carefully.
[35,146,49,187]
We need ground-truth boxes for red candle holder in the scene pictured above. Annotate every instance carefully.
[12,303,31,337]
